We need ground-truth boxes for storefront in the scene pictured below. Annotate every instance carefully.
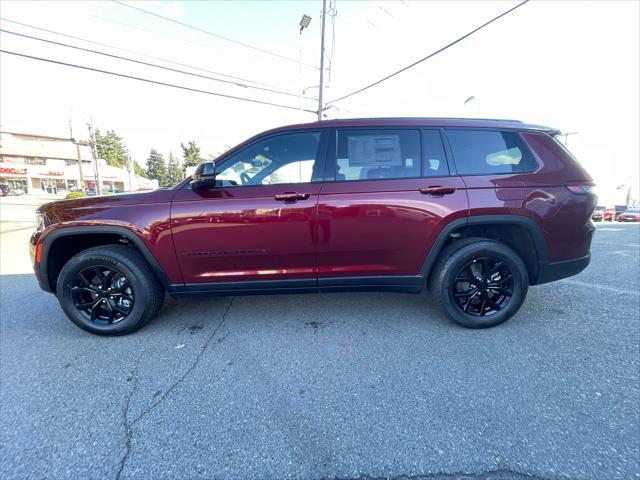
[0,165,29,191]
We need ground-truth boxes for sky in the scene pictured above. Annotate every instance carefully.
[1,0,638,201]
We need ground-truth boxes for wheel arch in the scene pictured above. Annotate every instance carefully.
[41,226,172,293]
[420,215,548,285]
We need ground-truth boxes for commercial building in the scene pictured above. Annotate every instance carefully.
[0,131,157,194]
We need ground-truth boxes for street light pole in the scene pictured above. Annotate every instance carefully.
[317,0,327,121]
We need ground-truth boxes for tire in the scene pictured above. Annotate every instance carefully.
[428,237,529,329]
[56,245,165,335]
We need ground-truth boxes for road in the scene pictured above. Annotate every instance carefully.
[1,195,638,480]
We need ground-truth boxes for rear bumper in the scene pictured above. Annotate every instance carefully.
[534,253,590,285]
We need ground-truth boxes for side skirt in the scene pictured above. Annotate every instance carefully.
[168,276,426,298]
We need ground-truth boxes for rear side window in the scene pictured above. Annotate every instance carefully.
[447,129,537,175]
[336,129,420,181]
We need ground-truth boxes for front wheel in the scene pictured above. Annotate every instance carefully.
[429,238,529,329]
[56,245,165,335]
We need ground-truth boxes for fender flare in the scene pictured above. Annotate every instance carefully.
[419,214,549,280]
[40,225,174,291]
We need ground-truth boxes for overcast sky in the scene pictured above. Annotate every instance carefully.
[1,0,638,200]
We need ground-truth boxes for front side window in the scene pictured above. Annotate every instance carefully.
[335,129,420,181]
[215,132,321,186]
[447,129,537,175]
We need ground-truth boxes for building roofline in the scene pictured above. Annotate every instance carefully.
[0,130,75,142]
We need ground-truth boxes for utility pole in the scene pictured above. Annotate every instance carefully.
[317,0,327,121]
[127,154,134,192]
[87,121,101,195]
[69,119,85,191]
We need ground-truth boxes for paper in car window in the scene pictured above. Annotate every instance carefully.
[348,135,401,166]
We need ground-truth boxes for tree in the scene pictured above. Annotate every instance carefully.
[133,161,147,178]
[166,152,184,186]
[145,149,168,186]
[95,129,128,168]
[181,140,203,174]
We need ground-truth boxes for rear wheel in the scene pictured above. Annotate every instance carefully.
[429,238,529,328]
[56,245,165,335]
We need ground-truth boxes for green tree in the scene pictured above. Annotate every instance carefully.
[166,151,184,186]
[95,129,128,168]
[133,161,147,178]
[145,149,168,186]
[181,140,203,174]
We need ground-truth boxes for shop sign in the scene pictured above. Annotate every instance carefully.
[38,170,65,176]
[0,166,28,176]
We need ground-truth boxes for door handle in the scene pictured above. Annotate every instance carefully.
[419,186,456,196]
[274,192,310,202]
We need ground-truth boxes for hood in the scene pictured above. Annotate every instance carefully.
[38,189,174,225]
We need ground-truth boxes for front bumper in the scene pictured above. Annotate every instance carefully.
[30,231,53,293]
[534,253,591,285]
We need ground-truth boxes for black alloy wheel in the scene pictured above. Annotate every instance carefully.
[451,256,514,317]
[71,266,134,324]
[57,245,165,335]
[429,237,529,329]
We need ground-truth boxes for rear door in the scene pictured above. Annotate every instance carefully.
[316,127,468,285]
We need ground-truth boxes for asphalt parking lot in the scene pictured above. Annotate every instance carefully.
[1,196,638,480]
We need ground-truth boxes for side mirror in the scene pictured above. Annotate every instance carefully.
[191,162,217,190]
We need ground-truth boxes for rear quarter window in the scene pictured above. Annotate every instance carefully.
[446,129,537,175]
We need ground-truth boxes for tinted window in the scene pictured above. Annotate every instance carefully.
[215,132,320,186]
[447,130,537,175]
[336,129,420,181]
[422,129,448,177]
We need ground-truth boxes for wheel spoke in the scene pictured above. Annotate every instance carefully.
[495,274,513,286]
[111,300,130,315]
[77,272,92,288]
[455,290,475,298]
[488,261,504,275]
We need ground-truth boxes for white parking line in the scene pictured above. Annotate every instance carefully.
[557,279,639,296]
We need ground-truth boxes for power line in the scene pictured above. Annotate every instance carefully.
[0,49,316,113]
[111,0,318,70]
[0,28,318,101]
[328,0,529,104]
[0,17,282,89]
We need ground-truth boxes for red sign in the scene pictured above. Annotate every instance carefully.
[0,166,28,176]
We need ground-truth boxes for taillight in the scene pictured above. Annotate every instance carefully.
[565,184,595,194]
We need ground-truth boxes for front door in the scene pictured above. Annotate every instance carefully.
[317,128,468,283]
[171,130,327,286]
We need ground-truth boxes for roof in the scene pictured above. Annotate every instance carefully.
[262,117,561,135]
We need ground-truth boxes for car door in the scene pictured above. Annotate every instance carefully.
[171,130,327,288]
[316,127,468,286]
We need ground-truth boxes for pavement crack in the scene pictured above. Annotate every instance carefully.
[132,296,235,427]
[115,371,139,480]
[113,297,234,479]
[319,470,550,480]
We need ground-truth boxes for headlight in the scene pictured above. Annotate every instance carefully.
[35,212,47,232]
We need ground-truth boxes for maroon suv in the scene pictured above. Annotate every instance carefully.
[30,118,596,335]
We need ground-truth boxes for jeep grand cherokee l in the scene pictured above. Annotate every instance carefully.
[30,118,596,335]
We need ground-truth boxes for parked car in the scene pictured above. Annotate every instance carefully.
[617,209,640,222]
[30,118,596,335]
[0,184,23,196]
[603,206,616,221]
[591,206,605,221]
